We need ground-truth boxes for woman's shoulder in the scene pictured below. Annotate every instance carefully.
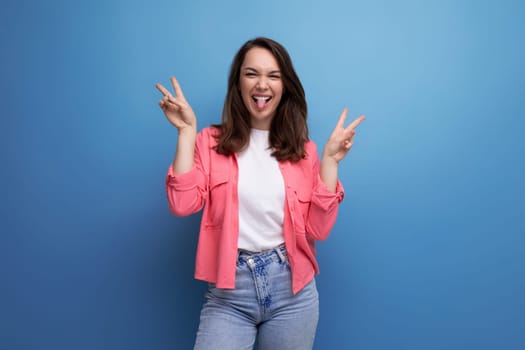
[196,126,221,147]
[198,125,221,136]
[304,139,319,159]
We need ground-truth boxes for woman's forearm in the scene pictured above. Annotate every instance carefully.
[320,155,338,193]
[172,126,197,174]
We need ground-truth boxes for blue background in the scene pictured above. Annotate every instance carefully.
[2,0,524,349]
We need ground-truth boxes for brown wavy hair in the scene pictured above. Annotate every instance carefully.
[213,37,308,162]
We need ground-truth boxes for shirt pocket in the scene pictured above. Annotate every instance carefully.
[292,187,312,234]
[205,172,229,228]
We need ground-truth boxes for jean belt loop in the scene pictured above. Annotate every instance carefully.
[275,245,286,263]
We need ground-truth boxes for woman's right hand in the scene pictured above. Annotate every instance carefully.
[156,76,197,132]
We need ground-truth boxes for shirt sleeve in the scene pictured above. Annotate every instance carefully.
[165,129,210,216]
[305,142,345,241]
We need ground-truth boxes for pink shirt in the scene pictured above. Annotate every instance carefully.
[165,127,344,294]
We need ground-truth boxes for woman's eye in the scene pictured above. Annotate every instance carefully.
[245,73,256,77]
[270,75,281,80]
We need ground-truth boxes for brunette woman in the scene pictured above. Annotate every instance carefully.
[156,37,365,350]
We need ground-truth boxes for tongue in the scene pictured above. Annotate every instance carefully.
[256,99,266,109]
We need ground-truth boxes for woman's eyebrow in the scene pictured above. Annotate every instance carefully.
[243,67,281,74]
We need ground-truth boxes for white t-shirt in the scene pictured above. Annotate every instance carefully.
[237,128,285,252]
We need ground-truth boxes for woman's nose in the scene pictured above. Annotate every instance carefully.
[255,77,269,90]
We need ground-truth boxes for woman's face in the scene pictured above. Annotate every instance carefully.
[239,47,283,130]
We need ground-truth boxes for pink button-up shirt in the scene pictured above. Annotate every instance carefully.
[166,127,344,294]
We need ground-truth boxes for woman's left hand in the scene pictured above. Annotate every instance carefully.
[322,108,366,163]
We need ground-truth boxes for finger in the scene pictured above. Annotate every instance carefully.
[159,99,170,109]
[159,101,171,111]
[166,95,184,109]
[171,76,186,100]
[336,108,348,129]
[156,83,172,97]
[159,97,179,111]
[346,130,356,142]
[346,115,366,131]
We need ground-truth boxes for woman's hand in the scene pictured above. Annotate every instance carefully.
[323,108,365,163]
[320,108,365,192]
[156,76,197,174]
[156,76,196,132]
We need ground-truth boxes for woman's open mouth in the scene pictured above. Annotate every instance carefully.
[253,95,272,109]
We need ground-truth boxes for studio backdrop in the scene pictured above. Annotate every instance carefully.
[2,0,524,349]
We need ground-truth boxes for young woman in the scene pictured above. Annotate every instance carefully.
[156,37,365,350]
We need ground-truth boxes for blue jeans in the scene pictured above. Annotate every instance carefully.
[194,245,319,350]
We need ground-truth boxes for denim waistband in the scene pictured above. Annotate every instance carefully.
[237,244,287,265]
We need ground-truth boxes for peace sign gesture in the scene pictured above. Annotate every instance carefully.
[323,108,366,163]
[156,77,197,132]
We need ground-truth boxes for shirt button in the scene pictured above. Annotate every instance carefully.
[248,258,254,264]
